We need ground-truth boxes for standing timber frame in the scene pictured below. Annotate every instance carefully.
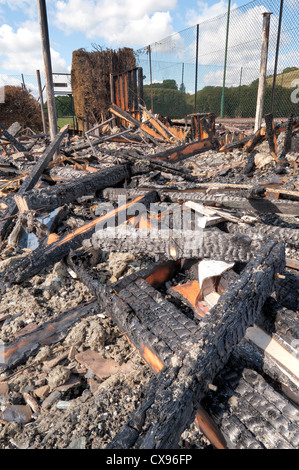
[110,67,144,126]
[188,113,216,141]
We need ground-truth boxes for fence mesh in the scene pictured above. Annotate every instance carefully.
[136,0,299,120]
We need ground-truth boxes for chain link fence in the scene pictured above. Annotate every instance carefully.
[136,0,299,120]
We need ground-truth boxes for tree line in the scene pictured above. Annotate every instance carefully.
[143,75,299,119]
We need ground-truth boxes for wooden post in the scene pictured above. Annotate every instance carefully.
[254,12,272,132]
[37,0,57,141]
[36,69,47,134]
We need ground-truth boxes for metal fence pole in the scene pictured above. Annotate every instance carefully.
[180,62,185,117]
[194,24,199,113]
[254,12,272,132]
[220,0,231,118]
[271,0,284,115]
[148,45,154,113]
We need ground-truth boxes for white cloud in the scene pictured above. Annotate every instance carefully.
[0,21,68,75]
[0,0,37,18]
[55,0,177,46]
[185,0,237,26]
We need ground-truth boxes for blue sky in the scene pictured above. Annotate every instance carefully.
[0,0,249,77]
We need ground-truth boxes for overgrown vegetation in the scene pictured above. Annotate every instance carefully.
[0,86,42,131]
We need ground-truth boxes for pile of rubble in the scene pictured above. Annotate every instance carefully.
[0,110,298,450]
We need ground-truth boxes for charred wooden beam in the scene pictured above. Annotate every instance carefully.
[265,113,278,156]
[109,104,163,145]
[86,225,264,263]
[225,221,299,248]
[107,240,285,448]
[0,122,27,153]
[0,301,97,372]
[282,114,294,157]
[256,296,299,350]
[19,164,131,213]
[0,125,69,241]
[149,138,216,163]
[232,339,299,407]
[0,191,159,290]
[120,150,197,181]
[203,365,299,448]
[102,186,299,215]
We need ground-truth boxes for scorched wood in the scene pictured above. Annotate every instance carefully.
[0,122,27,153]
[0,301,97,372]
[106,240,285,449]
[0,191,159,290]
[85,225,264,263]
[0,125,69,241]
[19,164,131,213]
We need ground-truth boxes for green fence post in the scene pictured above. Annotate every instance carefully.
[220,0,231,118]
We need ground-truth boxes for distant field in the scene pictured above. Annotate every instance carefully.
[57,116,75,129]
[266,69,299,88]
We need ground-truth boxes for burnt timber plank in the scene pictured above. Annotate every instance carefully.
[19,164,131,213]
[0,125,69,241]
[226,221,299,248]
[0,191,159,289]
[203,365,299,448]
[102,187,299,216]
[148,138,216,163]
[109,104,163,144]
[106,240,285,449]
[0,122,27,153]
[86,225,264,263]
[282,114,294,157]
[219,117,299,154]
[265,113,278,156]
[0,301,97,372]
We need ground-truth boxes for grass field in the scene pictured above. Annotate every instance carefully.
[266,69,299,88]
[57,116,75,129]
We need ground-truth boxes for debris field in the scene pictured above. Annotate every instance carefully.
[0,108,298,450]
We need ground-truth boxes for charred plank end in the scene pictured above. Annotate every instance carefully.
[107,240,285,449]
[0,125,69,241]
[20,164,131,213]
[0,301,97,372]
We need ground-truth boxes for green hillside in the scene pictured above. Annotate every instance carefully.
[266,67,299,89]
